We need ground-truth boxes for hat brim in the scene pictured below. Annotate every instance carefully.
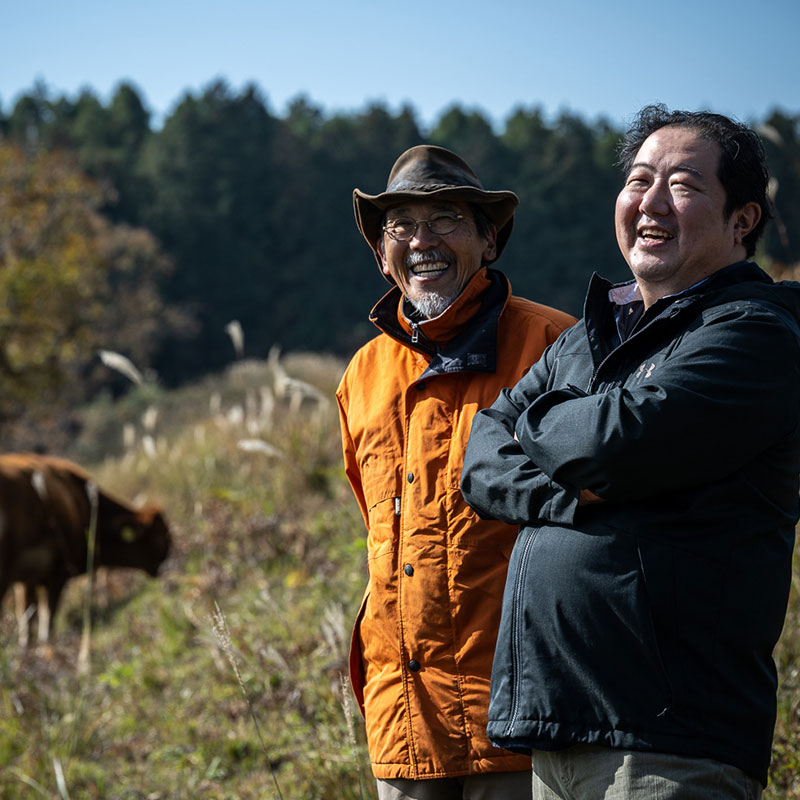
[353,186,518,266]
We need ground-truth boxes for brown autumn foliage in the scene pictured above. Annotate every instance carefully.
[0,142,193,449]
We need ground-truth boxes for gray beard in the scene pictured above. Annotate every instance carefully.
[403,249,457,319]
[406,291,456,319]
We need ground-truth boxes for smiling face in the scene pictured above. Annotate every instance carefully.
[615,125,761,307]
[379,200,497,319]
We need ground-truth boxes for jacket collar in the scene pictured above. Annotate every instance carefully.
[583,261,772,361]
[589,261,770,316]
[369,267,512,376]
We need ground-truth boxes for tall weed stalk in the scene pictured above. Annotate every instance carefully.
[340,672,367,800]
[77,480,99,675]
[211,601,284,800]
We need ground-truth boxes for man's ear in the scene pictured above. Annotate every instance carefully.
[377,237,392,276]
[482,225,498,264]
[733,202,761,246]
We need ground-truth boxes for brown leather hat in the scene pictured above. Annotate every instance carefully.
[353,145,518,264]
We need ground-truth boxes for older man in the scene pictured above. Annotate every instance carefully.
[337,145,575,799]
[462,105,800,799]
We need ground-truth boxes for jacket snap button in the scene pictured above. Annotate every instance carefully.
[408,659,421,672]
[407,472,414,483]
[404,564,414,576]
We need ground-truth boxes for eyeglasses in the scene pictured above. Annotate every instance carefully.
[382,212,465,242]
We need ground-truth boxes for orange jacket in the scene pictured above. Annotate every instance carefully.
[336,268,575,780]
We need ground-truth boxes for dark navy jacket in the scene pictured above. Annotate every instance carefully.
[461,262,800,785]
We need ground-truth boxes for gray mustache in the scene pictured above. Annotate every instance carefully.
[405,249,452,269]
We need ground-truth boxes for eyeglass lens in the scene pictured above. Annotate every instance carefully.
[385,213,462,240]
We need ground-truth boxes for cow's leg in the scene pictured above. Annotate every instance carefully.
[0,572,15,641]
[13,584,28,646]
[42,576,67,643]
[95,567,110,608]
[13,583,37,647]
[36,586,51,644]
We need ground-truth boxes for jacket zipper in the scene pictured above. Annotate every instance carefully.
[410,322,420,344]
[505,526,538,737]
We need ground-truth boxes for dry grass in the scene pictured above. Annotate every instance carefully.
[0,349,797,798]
[0,351,374,799]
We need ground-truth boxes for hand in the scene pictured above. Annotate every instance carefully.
[578,489,604,506]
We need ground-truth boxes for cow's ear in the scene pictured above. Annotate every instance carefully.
[120,525,140,543]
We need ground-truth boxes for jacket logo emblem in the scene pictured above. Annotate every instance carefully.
[636,361,656,379]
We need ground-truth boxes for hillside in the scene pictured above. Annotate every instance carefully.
[0,351,797,798]
[1,352,373,798]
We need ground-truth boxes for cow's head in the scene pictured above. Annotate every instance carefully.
[102,505,172,575]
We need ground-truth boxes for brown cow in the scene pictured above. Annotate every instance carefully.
[0,453,171,645]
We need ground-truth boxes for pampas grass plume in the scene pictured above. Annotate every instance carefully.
[98,349,144,385]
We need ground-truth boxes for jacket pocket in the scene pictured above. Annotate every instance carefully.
[349,586,369,716]
[503,526,539,738]
[637,535,726,709]
[571,529,677,726]
[362,465,401,564]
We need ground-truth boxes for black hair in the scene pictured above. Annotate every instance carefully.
[468,203,494,241]
[616,104,772,257]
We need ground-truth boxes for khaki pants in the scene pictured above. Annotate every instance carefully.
[377,770,532,800]
[531,745,762,800]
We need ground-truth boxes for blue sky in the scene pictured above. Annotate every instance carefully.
[3,0,799,131]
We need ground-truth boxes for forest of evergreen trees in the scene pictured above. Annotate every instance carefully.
[2,79,800,421]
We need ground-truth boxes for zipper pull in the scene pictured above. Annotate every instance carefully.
[410,322,419,344]
[394,497,401,516]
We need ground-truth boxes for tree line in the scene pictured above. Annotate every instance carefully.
[1,80,799,440]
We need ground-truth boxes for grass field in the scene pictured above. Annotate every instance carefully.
[0,351,797,798]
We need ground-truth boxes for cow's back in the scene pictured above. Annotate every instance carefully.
[0,454,92,587]
[0,455,54,550]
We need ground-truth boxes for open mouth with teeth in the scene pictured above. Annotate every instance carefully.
[639,227,674,241]
[406,249,453,278]
[411,260,450,277]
